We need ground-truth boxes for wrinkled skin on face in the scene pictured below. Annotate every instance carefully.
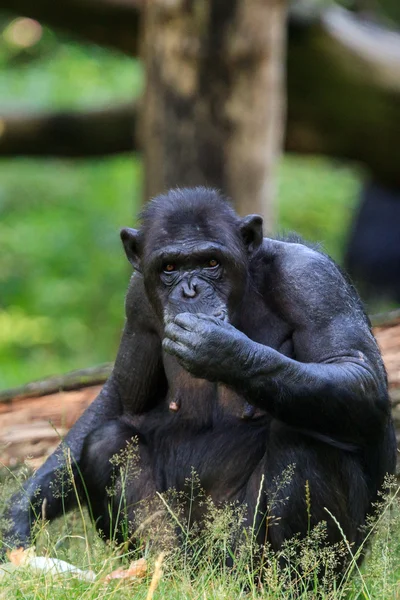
[153,250,232,325]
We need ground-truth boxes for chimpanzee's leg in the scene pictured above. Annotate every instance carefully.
[2,380,121,552]
[246,427,371,566]
[80,419,156,544]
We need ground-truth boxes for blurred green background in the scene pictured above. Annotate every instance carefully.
[0,22,362,389]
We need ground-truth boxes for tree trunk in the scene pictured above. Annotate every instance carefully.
[141,0,287,228]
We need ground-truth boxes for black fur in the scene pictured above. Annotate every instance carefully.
[5,187,396,567]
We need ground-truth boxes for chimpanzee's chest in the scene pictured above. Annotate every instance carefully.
[236,300,294,357]
[159,304,293,424]
[150,416,269,503]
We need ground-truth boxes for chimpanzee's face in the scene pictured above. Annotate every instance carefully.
[144,233,239,324]
[120,188,264,325]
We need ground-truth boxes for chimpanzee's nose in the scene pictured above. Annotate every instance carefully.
[182,281,197,298]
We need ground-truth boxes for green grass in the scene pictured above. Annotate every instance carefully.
[1,466,400,599]
[0,25,145,387]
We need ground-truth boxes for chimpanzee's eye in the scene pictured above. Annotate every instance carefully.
[208,259,219,268]
[164,264,176,273]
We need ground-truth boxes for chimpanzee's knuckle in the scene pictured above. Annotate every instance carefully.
[162,338,171,351]
[164,324,175,338]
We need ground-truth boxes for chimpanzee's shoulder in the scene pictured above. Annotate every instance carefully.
[256,235,364,318]
[259,234,332,275]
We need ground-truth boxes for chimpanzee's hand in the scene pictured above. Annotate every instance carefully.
[163,313,256,382]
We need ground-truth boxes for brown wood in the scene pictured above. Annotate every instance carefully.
[0,364,112,404]
[0,387,101,468]
[0,104,137,158]
[141,0,287,227]
[286,7,400,187]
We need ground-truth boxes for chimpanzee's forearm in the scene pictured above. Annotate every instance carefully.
[231,340,389,443]
[3,378,121,550]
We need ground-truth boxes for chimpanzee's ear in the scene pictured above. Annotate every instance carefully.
[120,228,142,272]
[240,214,263,254]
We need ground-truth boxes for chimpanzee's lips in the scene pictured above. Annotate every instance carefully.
[163,304,229,324]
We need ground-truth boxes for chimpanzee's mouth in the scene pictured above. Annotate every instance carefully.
[164,304,229,324]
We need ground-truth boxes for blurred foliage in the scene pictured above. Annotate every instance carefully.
[0,21,144,387]
[0,157,141,387]
[278,157,360,261]
[0,17,361,388]
[0,16,143,109]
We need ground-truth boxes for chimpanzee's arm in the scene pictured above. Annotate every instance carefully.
[112,272,165,414]
[5,273,163,549]
[235,241,390,442]
[4,378,121,549]
[163,242,390,444]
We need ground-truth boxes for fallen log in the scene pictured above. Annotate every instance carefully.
[0,364,112,404]
[0,386,102,469]
[0,103,137,158]
[1,313,400,469]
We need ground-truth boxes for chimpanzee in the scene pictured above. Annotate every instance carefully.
[4,187,396,561]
